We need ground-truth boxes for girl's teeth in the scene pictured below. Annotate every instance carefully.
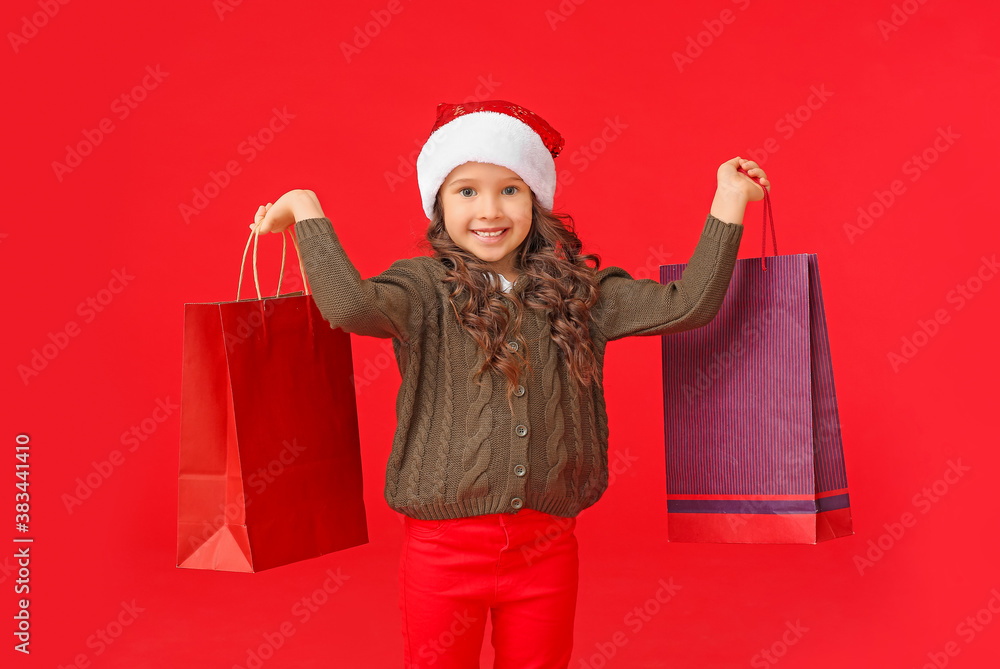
[474,230,504,237]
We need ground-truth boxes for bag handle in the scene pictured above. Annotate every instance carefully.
[737,165,777,271]
[237,221,312,301]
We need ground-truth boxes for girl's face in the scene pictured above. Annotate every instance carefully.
[440,161,532,278]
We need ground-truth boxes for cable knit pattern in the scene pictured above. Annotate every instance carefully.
[456,363,493,499]
[386,339,418,501]
[580,370,603,503]
[405,317,438,504]
[293,214,743,520]
[540,315,568,495]
[431,321,454,499]
[592,356,612,496]
[565,371,585,499]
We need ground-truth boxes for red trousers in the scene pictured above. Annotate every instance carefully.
[398,508,579,668]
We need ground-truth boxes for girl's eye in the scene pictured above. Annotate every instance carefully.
[458,186,519,197]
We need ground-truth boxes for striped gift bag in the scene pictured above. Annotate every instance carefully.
[659,174,853,544]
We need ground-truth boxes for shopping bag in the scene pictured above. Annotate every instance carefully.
[177,224,368,572]
[659,171,852,544]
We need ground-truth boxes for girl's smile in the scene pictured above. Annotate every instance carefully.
[470,227,510,243]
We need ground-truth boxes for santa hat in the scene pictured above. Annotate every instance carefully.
[415,100,565,220]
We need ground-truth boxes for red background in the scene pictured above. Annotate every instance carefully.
[3,0,998,666]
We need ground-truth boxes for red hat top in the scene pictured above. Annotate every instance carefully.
[429,100,565,159]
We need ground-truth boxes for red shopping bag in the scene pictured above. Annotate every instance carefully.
[177,225,368,572]
[659,171,853,544]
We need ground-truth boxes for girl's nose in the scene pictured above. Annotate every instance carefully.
[478,194,501,219]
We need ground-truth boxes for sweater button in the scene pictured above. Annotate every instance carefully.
[515,384,525,397]
[511,497,523,509]
[514,464,526,476]
[515,424,528,437]
[506,340,518,352]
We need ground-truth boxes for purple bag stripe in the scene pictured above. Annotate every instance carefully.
[669,499,819,514]
[667,493,849,514]
[817,493,850,512]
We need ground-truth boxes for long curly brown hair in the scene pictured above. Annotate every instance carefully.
[420,191,604,417]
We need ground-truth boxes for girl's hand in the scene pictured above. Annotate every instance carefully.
[249,189,326,235]
[716,156,771,203]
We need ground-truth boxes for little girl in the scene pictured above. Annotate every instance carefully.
[251,100,769,668]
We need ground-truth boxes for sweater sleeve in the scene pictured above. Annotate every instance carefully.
[294,217,429,342]
[592,214,744,342]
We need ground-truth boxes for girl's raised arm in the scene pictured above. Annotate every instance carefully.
[252,189,431,342]
[592,214,744,341]
[592,157,767,341]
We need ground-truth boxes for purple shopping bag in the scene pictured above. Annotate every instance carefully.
[659,172,853,544]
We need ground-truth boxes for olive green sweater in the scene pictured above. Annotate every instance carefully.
[294,214,744,520]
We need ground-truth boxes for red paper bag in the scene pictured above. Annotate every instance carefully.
[177,227,368,572]
[659,173,853,544]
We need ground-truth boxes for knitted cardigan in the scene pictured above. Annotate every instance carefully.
[294,214,744,520]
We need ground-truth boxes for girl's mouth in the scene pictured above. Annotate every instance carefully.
[471,228,509,244]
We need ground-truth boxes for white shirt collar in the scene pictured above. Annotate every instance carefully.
[483,271,515,293]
